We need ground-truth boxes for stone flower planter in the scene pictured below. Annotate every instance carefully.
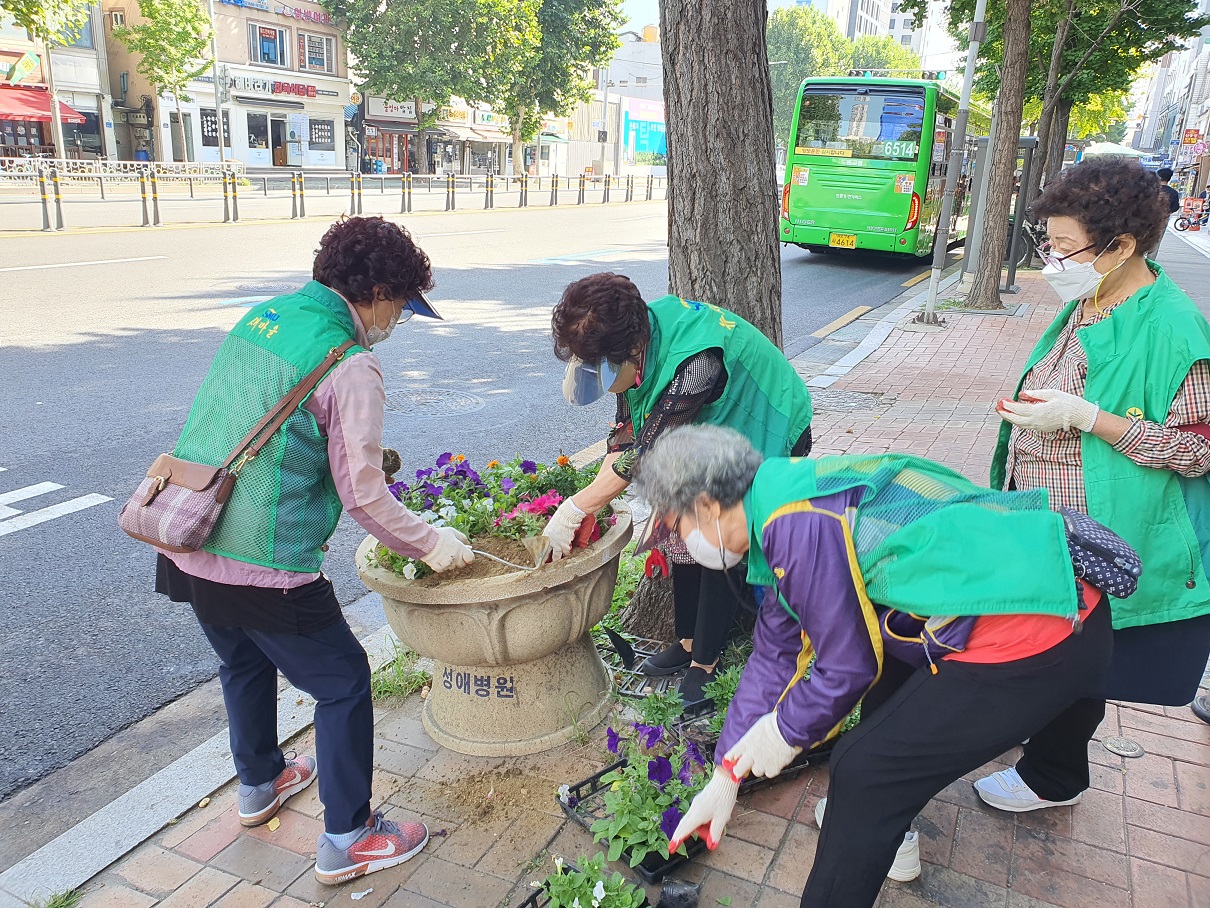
[355,502,632,756]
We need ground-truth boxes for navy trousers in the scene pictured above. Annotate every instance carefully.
[198,618,374,835]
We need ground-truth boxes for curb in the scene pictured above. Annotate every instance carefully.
[0,609,401,906]
[799,269,963,389]
[1172,225,1210,260]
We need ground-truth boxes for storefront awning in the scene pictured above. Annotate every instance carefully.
[0,87,86,124]
[472,128,511,144]
[539,132,569,144]
[366,120,416,135]
[437,125,478,142]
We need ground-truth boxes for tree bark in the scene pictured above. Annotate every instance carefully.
[618,573,677,644]
[1044,98,1072,187]
[965,0,1032,311]
[175,95,189,163]
[512,111,524,179]
[660,0,783,346]
[1026,6,1072,202]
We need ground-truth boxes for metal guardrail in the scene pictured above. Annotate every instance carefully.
[0,167,668,231]
[0,158,246,177]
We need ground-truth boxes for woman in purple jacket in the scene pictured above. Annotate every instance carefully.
[636,425,1112,908]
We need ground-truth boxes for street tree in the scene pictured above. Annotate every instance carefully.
[0,0,94,154]
[661,0,783,344]
[113,0,212,163]
[851,34,922,75]
[324,0,538,171]
[766,7,852,148]
[495,0,621,178]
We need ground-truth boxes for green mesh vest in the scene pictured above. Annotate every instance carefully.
[175,282,364,572]
[625,296,813,457]
[744,455,1078,618]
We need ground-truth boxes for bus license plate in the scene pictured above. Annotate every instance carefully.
[829,233,857,249]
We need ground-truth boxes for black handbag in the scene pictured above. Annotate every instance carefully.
[1059,507,1143,599]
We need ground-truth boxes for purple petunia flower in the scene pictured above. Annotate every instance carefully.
[415,468,434,480]
[387,480,408,501]
[678,760,693,786]
[436,452,453,467]
[685,740,706,767]
[633,723,663,749]
[660,804,683,841]
[501,477,516,493]
[648,755,673,789]
[520,460,537,474]
[606,727,621,755]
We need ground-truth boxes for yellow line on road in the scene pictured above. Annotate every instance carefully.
[902,270,931,287]
[811,306,872,339]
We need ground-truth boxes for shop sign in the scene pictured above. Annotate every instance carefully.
[221,0,272,10]
[276,4,333,24]
[1183,128,1202,145]
[474,109,506,127]
[231,75,319,97]
[368,97,416,120]
[6,51,40,85]
[437,105,468,124]
[364,125,378,137]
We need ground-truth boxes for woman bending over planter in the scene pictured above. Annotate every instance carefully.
[545,273,813,706]
[636,425,1114,907]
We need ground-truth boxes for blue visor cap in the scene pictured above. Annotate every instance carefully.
[562,356,622,405]
[404,290,443,320]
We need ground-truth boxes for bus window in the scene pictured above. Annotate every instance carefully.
[794,90,925,162]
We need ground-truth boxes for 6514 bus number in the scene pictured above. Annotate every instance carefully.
[880,141,919,158]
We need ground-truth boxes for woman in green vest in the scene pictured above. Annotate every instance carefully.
[542,272,813,706]
[977,157,1210,814]
[634,425,1111,907]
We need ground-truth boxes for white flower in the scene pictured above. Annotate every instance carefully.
[554,855,564,872]
[592,880,605,902]
[530,881,541,889]
[439,505,458,520]
[557,784,571,804]
[402,563,417,581]
[421,510,437,522]
[572,899,580,908]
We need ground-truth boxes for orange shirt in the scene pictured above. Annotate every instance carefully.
[944,582,1102,664]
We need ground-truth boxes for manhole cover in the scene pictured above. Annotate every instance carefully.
[811,390,891,412]
[235,282,299,294]
[384,388,485,417]
[1102,736,1145,758]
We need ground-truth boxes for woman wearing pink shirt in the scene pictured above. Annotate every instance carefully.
[156,216,471,885]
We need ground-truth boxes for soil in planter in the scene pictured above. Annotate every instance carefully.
[431,764,557,826]
[411,535,595,585]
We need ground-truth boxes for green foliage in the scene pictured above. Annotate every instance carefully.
[0,0,91,41]
[635,687,684,727]
[701,665,742,736]
[323,0,539,109]
[370,642,431,701]
[113,0,212,102]
[31,892,81,908]
[540,853,646,908]
[766,6,852,143]
[850,34,921,74]
[496,0,622,143]
[1023,89,1129,141]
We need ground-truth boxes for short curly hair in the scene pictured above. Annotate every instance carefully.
[313,216,434,304]
[1032,158,1169,255]
[551,272,650,364]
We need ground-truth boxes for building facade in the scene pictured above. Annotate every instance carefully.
[103,0,353,167]
[794,0,889,39]
[887,1,925,53]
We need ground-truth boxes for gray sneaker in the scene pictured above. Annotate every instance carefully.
[237,753,317,827]
[315,811,429,885]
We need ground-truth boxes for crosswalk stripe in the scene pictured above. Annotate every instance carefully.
[0,482,65,505]
[0,494,112,537]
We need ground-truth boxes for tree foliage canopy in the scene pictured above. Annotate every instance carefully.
[113,0,211,102]
[0,0,91,41]
[851,34,922,73]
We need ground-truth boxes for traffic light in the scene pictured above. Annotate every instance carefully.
[847,69,874,77]
[922,70,947,80]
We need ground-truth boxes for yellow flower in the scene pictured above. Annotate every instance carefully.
[487,460,500,469]
[557,455,571,466]
[453,454,466,463]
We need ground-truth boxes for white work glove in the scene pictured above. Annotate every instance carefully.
[542,497,587,561]
[420,526,474,573]
[668,766,740,853]
[723,711,802,780]
[998,388,1100,433]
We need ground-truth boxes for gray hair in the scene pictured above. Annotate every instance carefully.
[633,425,763,516]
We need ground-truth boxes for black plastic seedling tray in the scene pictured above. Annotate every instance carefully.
[597,634,679,699]
[512,865,651,908]
[557,760,707,884]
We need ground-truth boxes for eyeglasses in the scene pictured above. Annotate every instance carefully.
[1036,240,1098,271]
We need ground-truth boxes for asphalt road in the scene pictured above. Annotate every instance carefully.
[0,201,926,799]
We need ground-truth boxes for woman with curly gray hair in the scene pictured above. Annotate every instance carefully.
[636,425,1112,907]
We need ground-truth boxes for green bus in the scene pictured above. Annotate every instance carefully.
[779,76,990,258]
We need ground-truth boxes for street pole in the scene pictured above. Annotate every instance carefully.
[918,0,987,325]
[43,40,66,160]
[207,0,226,164]
[601,62,610,176]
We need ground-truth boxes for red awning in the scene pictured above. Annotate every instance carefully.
[0,87,87,124]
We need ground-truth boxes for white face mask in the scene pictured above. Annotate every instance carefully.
[1041,248,1122,303]
[365,298,400,346]
[683,507,744,571]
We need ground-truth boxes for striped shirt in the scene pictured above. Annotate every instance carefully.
[1005,302,1210,510]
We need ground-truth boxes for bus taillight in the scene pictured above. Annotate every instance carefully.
[905,192,921,231]
[781,183,791,220]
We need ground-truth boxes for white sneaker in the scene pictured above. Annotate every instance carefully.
[973,767,1082,813]
[813,798,922,882]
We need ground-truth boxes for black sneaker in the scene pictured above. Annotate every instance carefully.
[639,642,692,676]
[679,666,715,709]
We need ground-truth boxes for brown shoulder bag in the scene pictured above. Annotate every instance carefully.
[118,341,356,552]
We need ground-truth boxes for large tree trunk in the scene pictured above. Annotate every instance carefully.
[1044,98,1072,188]
[512,110,525,178]
[1027,9,1072,203]
[661,0,783,346]
[175,95,189,163]
[618,573,677,644]
[965,0,1032,311]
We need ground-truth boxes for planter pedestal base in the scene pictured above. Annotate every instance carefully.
[421,635,612,756]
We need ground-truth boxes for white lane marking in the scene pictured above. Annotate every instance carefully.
[0,494,112,537]
[0,256,168,273]
[0,482,65,519]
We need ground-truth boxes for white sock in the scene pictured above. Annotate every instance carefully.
[326,827,365,849]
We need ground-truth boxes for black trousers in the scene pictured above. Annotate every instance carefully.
[800,600,1112,908]
[671,561,747,665]
[198,616,375,835]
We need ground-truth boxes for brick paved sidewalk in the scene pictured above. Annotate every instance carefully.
[74,269,1209,908]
